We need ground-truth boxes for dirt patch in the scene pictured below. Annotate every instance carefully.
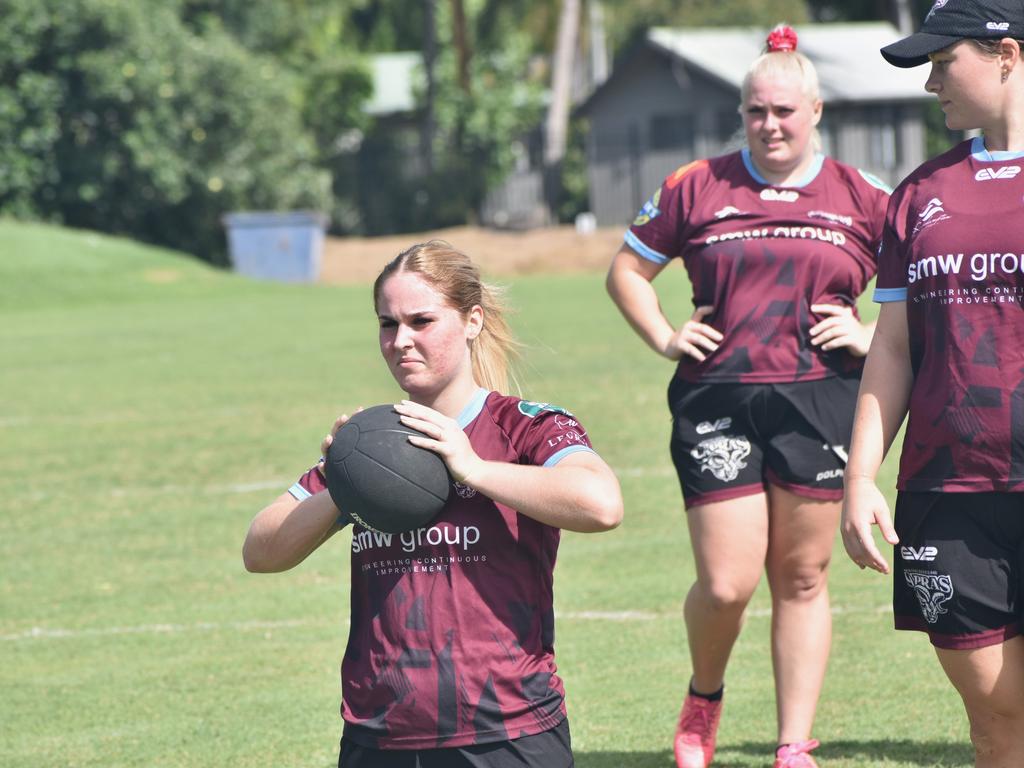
[319,225,624,284]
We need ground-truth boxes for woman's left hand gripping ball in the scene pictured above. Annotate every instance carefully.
[393,400,484,485]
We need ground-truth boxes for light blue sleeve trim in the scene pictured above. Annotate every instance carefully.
[858,168,893,193]
[873,287,907,302]
[457,387,490,429]
[542,444,596,467]
[288,482,312,501]
[624,230,669,265]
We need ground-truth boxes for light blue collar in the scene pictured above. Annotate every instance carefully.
[741,148,824,187]
[970,136,1024,161]
[456,388,489,428]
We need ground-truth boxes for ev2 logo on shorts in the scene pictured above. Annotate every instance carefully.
[900,545,937,561]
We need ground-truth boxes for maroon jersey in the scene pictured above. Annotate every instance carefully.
[626,150,888,383]
[290,389,596,749]
[875,137,1024,492]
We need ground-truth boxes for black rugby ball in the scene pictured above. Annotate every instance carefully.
[324,405,450,533]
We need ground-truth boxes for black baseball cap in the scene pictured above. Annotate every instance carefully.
[881,0,1024,68]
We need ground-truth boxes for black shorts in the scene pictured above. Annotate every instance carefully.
[667,375,859,508]
[893,491,1024,650]
[338,719,572,768]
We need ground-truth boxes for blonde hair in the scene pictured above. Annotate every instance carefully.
[373,240,520,394]
[740,25,823,151]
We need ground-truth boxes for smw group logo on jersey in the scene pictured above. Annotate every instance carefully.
[633,188,661,227]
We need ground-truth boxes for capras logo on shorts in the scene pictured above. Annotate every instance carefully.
[691,435,751,483]
[975,166,1020,181]
[696,417,732,435]
[760,189,799,203]
[900,545,937,561]
[904,570,953,624]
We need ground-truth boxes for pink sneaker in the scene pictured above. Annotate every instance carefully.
[773,739,821,768]
[673,692,723,768]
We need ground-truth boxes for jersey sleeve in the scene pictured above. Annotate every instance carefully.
[624,160,708,265]
[859,169,891,264]
[874,186,911,303]
[511,401,597,468]
[287,462,328,501]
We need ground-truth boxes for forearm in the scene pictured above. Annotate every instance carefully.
[243,490,344,573]
[846,313,912,483]
[464,456,623,533]
[606,254,675,358]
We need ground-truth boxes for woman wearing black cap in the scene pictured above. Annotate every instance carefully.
[843,1,1024,764]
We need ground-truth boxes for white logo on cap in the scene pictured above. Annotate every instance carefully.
[987,21,1010,31]
[925,0,948,21]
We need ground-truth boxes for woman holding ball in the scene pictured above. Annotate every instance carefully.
[243,240,622,767]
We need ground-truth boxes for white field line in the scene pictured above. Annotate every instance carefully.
[3,605,892,642]
[110,479,291,497]
[61,468,669,500]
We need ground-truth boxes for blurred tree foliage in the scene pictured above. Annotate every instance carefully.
[0,0,339,263]
[1,0,936,259]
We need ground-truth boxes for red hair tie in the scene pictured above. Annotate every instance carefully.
[766,25,798,53]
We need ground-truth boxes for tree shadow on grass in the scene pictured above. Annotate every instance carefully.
[576,740,974,767]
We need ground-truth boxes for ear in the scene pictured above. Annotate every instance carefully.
[810,98,823,127]
[999,37,1021,72]
[465,304,484,341]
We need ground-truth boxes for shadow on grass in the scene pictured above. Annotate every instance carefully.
[576,740,974,767]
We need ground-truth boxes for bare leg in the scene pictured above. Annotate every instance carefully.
[684,493,769,693]
[935,637,1024,768]
[764,486,840,745]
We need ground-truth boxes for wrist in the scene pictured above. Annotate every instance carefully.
[455,457,488,488]
[844,471,877,486]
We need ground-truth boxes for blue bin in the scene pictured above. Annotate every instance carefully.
[222,211,328,283]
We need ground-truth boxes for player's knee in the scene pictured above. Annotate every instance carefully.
[694,578,756,612]
[965,701,1024,759]
[768,560,829,601]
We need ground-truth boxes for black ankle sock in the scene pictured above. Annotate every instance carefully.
[688,682,724,702]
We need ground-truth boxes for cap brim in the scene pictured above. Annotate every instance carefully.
[881,32,962,68]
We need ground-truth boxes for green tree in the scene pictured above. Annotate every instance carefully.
[0,0,330,262]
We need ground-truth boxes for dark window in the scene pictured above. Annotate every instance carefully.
[867,106,902,170]
[716,109,741,143]
[649,113,695,152]
[818,114,838,157]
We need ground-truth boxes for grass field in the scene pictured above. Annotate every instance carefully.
[1,219,970,767]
